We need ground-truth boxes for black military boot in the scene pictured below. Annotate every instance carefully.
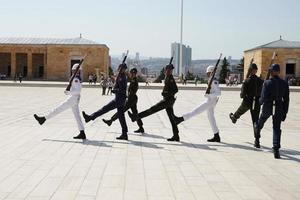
[127,111,137,122]
[229,113,237,124]
[82,111,91,123]
[174,116,184,125]
[273,147,280,159]
[134,127,145,134]
[254,139,260,148]
[254,123,261,148]
[102,119,112,126]
[34,114,46,125]
[73,130,86,139]
[116,133,128,140]
[167,134,180,142]
[207,133,221,142]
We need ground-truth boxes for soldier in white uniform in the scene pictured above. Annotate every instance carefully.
[174,65,221,142]
[33,63,86,140]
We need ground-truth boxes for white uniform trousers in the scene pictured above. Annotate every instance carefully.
[183,96,219,134]
[45,95,84,131]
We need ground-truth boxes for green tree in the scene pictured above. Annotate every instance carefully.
[237,57,244,81]
[154,68,165,83]
[185,70,195,80]
[219,57,230,84]
[108,66,114,76]
[136,75,146,82]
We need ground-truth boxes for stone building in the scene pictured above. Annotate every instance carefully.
[244,38,300,79]
[0,37,109,81]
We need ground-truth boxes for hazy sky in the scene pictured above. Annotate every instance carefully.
[1,0,300,59]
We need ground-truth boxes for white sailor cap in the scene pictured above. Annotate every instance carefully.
[206,65,215,73]
[72,63,82,70]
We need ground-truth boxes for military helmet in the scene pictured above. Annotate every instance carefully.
[271,64,280,72]
[130,68,137,74]
[250,63,258,70]
[165,64,174,70]
[118,63,127,69]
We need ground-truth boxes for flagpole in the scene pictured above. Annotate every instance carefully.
[179,0,183,77]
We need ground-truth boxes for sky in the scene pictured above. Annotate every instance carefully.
[1,0,300,59]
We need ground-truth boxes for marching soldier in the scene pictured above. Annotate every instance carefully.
[254,64,289,159]
[82,63,129,140]
[229,63,264,148]
[173,65,221,142]
[128,63,180,141]
[33,63,86,139]
[103,68,144,133]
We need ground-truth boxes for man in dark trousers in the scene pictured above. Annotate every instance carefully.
[82,63,129,140]
[128,63,180,141]
[229,63,264,148]
[255,64,289,159]
[103,68,145,133]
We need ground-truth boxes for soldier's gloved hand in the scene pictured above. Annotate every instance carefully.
[64,90,70,95]
[282,114,286,122]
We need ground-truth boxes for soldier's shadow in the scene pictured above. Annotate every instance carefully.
[259,144,300,163]
[212,142,263,152]
[216,141,300,163]
[42,138,113,148]
[131,132,217,151]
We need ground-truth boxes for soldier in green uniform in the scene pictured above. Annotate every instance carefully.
[128,63,180,141]
[229,63,264,148]
[103,68,144,133]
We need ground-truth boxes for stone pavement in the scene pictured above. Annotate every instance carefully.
[0,86,299,200]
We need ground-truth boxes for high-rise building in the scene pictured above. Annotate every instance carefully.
[171,42,192,75]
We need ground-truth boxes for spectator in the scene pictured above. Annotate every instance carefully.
[107,77,114,95]
[88,74,93,84]
[93,74,97,84]
[101,78,107,95]
[18,73,23,83]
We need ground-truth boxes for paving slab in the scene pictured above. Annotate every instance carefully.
[0,86,299,200]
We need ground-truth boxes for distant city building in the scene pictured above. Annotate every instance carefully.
[171,42,192,75]
[141,67,148,75]
[0,37,109,81]
[244,38,300,79]
[135,52,140,61]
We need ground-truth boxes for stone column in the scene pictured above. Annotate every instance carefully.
[44,51,47,80]
[11,52,16,78]
[27,52,33,78]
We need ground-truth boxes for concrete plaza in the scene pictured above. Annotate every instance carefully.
[0,86,299,200]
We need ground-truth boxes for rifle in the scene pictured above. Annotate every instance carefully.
[122,50,129,64]
[169,56,173,65]
[205,53,223,94]
[245,57,255,78]
[265,52,277,80]
[66,55,86,91]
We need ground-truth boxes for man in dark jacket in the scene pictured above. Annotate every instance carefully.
[128,64,180,141]
[82,63,128,140]
[255,64,289,159]
[229,63,264,148]
[103,68,144,133]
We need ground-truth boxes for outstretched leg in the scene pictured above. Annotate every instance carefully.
[83,100,117,123]
[128,99,168,122]
[182,98,211,121]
